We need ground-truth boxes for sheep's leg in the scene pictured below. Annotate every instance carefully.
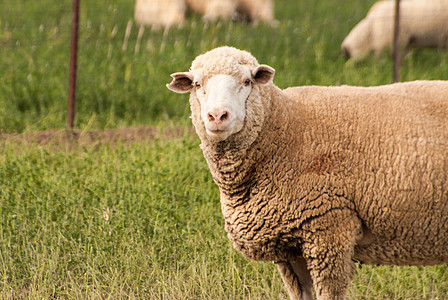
[302,211,361,300]
[276,262,300,300]
[306,250,355,300]
[275,259,313,300]
[290,258,314,299]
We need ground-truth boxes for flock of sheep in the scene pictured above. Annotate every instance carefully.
[136,0,448,60]
[164,1,448,300]
[134,0,275,28]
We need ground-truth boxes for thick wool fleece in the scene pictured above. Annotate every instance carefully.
[183,46,448,299]
[284,83,448,263]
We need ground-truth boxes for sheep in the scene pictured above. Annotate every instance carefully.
[134,0,274,26]
[166,46,448,299]
[185,0,238,22]
[236,0,275,24]
[341,0,448,60]
[134,0,185,28]
[185,0,275,24]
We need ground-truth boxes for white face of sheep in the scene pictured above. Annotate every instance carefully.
[167,65,275,142]
[341,18,372,60]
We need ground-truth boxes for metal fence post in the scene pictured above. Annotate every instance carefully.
[393,0,401,83]
[68,0,80,129]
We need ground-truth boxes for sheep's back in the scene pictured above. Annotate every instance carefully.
[283,81,448,264]
[368,0,448,48]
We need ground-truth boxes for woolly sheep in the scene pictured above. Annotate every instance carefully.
[236,0,275,24]
[185,0,238,21]
[134,0,185,28]
[341,0,448,60]
[166,46,448,299]
[185,0,275,24]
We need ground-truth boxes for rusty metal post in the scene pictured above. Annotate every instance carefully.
[68,0,80,129]
[393,0,401,82]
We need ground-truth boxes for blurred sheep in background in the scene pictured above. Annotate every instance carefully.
[236,0,275,24]
[134,0,186,28]
[341,0,448,60]
[134,0,275,27]
[185,0,238,22]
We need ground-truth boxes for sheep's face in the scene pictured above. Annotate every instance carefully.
[194,73,251,141]
[341,18,372,60]
[167,65,275,142]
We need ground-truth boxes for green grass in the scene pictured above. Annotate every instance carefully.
[1,0,448,298]
[1,0,448,133]
[0,135,285,299]
[0,136,447,299]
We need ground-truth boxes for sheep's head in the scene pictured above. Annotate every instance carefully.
[341,18,372,60]
[167,47,275,142]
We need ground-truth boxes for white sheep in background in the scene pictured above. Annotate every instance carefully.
[185,0,275,24]
[134,0,185,28]
[185,0,238,22]
[341,0,448,60]
[236,0,275,24]
[135,0,275,26]
[167,46,448,299]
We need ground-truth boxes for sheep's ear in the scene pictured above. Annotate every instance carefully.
[252,65,275,84]
[166,72,194,93]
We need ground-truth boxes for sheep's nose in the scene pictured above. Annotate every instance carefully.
[341,47,351,59]
[207,111,229,124]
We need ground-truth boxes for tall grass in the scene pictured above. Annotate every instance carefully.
[1,0,448,132]
[0,135,284,299]
[0,136,447,299]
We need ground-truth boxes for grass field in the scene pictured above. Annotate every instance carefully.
[1,0,448,299]
[2,0,448,132]
[1,132,447,299]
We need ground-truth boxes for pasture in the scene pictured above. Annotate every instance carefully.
[1,0,448,298]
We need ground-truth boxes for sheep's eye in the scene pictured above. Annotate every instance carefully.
[244,79,251,86]
[194,82,201,88]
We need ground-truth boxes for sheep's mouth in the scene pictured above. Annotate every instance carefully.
[206,125,231,134]
[206,128,232,142]
[208,129,226,133]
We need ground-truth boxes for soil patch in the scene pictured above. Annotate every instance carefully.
[0,126,196,148]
